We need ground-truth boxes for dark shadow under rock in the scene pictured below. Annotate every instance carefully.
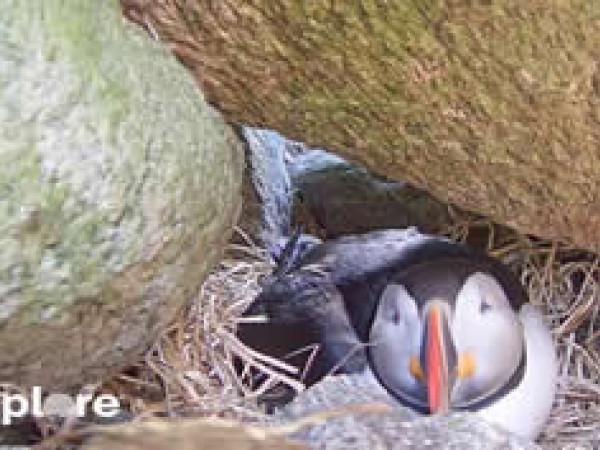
[238,128,454,247]
[290,151,453,238]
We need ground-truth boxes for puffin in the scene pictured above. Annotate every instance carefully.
[237,228,557,440]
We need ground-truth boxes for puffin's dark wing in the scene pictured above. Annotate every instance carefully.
[237,273,366,388]
[294,228,472,284]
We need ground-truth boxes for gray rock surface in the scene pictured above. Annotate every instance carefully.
[241,128,294,248]
[274,375,539,450]
[0,0,243,389]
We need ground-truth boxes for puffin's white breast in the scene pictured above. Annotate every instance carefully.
[475,304,557,440]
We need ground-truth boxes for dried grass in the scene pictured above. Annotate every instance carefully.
[107,228,277,424]
[104,218,599,448]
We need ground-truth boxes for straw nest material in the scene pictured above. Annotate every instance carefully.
[89,212,599,449]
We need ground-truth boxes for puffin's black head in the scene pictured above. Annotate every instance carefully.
[368,259,526,415]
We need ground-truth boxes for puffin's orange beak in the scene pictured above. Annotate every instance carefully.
[424,305,451,414]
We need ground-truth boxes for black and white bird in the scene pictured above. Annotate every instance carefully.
[237,228,557,440]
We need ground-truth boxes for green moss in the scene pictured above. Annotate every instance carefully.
[42,1,115,75]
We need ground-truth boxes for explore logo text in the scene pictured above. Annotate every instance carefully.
[1,387,121,426]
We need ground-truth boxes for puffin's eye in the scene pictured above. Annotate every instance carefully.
[480,300,492,314]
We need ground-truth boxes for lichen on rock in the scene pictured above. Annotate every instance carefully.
[0,0,243,389]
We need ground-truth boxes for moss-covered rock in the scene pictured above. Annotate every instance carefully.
[124,0,600,251]
[0,0,243,389]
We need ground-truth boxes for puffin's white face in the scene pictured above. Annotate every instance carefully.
[369,272,525,414]
[369,284,425,410]
[451,273,524,408]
